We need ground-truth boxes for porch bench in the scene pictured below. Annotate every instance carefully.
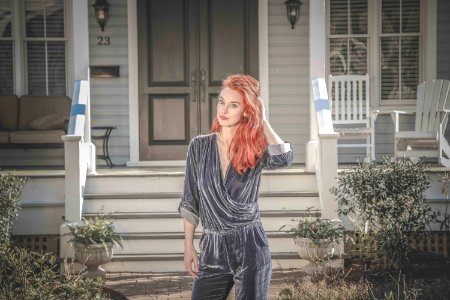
[0,95,71,149]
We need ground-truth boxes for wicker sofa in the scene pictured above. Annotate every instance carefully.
[0,95,72,148]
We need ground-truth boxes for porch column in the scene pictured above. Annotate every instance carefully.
[128,0,140,164]
[259,0,269,116]
[306,0,326,172]
[70,0,96,174]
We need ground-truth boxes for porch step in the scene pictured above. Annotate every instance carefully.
[82,210,319,233]
[83,191,320,213]
[85,169,316,194]
[114,231,298,255]
[83,166,317,273]
[104,252,308,273]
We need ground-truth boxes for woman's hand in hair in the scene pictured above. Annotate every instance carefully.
[258,97,268,122]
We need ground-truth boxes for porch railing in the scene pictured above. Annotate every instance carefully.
[60,79,96,259]
[311,78,339,219]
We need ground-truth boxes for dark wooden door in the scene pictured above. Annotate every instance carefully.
[138,0,258,160]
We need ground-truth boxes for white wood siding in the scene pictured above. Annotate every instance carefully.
[268,0,309,164]
[437,0,450,80]
[89,0,129,166]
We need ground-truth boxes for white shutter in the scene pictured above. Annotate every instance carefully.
[0,0,13,95]
[329,0,368,75]
[380,0,420,102]
[25,0,66,96]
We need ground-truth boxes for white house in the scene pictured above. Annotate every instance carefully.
[1,0,449,272]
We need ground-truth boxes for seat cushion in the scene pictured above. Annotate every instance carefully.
[395,131,437,140]
[10,130,65,144]
[18,96,71,130]
[0,131,9,144]
[0,95,19,131]
[29,114,67,130]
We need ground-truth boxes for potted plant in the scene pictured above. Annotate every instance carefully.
[280,210,346,261]
[67,215,123,278]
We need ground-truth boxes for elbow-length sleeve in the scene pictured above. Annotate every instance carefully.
[261,142,294,170]
[178,139,200,226]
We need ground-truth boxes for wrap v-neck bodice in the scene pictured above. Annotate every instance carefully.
[214,133,232,183]
[178,133,294,232]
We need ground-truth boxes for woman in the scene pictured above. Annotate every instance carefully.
[178,74,293,300]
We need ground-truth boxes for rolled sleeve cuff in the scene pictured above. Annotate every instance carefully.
[179,207,199,226]
[267,142,291,155]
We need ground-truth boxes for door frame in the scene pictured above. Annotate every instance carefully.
[126,0,270,166]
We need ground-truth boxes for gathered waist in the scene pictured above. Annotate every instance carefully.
[203,219,261,234]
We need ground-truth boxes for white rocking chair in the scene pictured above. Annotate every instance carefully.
[394,79,450,166]
[328,74,376,162]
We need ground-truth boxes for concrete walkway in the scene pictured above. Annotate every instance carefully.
[106,268,306,300]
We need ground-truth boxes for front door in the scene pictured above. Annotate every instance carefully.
[138,0,258,160]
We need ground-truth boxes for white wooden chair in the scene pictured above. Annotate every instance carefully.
[328,74,376,161]
[394,79,450,166]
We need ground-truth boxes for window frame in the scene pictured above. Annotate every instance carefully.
[327,0,370,76]
[6,0,70,96]
[377,0,423,107]
[326,0,427,110]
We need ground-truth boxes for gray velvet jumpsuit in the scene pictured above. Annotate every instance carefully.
[178,133,293,300]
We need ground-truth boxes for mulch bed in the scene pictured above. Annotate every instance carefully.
[345,249,450,300]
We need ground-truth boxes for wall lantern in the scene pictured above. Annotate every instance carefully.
[93,0,110,32]
[285,0,302,29]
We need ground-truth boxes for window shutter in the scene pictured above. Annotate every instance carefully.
[380,0,420,102]
[0,0,13,95]
[27,42,46,96]
[0,41,13,95]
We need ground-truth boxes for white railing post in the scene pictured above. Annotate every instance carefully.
[311,78,339,220]
[84,71,96,175]
[60,80,90,260]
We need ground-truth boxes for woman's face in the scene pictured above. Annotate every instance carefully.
[216,87,245,128]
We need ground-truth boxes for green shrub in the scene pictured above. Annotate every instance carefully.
[0,244,109,300]
[0,172,110,299]
[0,172,26,245]
[331,158,438,269]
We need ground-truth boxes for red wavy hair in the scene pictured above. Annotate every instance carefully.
[211,74,267,174]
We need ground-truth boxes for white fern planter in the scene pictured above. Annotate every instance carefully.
[294,237,335,261]
[74,242,114,278]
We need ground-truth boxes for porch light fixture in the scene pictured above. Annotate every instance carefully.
[93,0,110,32]
[285,0,302,29]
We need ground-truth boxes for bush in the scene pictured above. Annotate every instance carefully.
[331,158,438,269]
[0,244,109,300]
[0,172,110,299]
[0,172,26,245]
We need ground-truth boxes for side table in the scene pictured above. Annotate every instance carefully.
[91,126,117,167]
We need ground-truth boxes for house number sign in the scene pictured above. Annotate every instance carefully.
[97,36,111,46]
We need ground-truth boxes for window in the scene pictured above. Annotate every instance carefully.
[0,0,66,96]
[25,0,66,96]
[0,0,13,95]
[380,0,420,103]
[328,0,422,107]
[328,0,368,75]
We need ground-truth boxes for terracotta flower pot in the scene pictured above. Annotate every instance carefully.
[294,237,335,261]
[74,242,114,278]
